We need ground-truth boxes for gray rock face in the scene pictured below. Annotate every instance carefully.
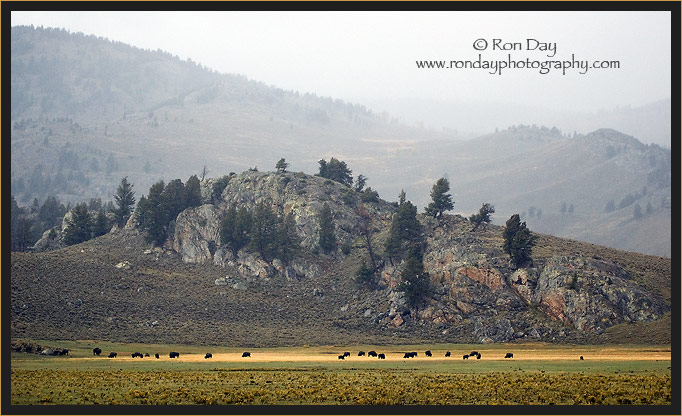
[172,204,220,263]
[216,171,394,249]
[31,228,65,252]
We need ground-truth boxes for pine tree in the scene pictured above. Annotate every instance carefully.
[136,180,168,246]
[63,203,93,245]
[385,197,423,264]
[112,177,136,228]
[354,174,367,192]
[424,178,454,218]
[93,208,109,237]
[469,203,495,232]
[277,212,300,264]
[354,260,376,289]
[317,157,353,186]
[185,175,202,208]
[398,250,431,308]
[249,201,279,261]
[318,203,336,253]
[503,214,537,268]
[276,158,289,173]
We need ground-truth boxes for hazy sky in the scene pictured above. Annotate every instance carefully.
[11,10,672,114]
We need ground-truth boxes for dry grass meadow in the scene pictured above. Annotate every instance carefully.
[10,341,671,406]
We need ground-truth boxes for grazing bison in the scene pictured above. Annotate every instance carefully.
[169,352,180,358]
[205,353,212,359]
[338,355,345,360]
[445,351,451,357]
[425,350,432,357]
[470,351,479,356]
[144,353,150,357]
[476,353,481,359]
[378,353,385,359]
[580,356,584,360]
[155,353,160,359]
[131,352,143,358]
[403,352,411,359]
[368,351,377,357]
[463,354,469,359]
[358,351,366,356]
[242,352,251,358]
[93,348,102,356]
[108,352,117,358]
[343,352,351,357]
[505,353,514,358]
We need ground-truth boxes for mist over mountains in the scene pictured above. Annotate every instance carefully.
[363,97,671,149]
[9,25,671,257]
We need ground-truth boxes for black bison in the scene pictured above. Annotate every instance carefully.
[403,352,411,359]
[470,351,479,356]
[155,353,160,359]
[108,352,117,358]
[169,352,180,359]
[358,351,366,356]
[476,353,481,359]
[343,352,351,357]
[131,352,143,358]
[338,355,345,360]
[378,353,385,359]
[505,353,513,358]
[463,354,469,359]
[368,351,377,357]
[445,351,451,357]
[425,350,432,357]
[205,353,212,359]
[93,348,102,356]
[242,352,251,358]
[580,356,584,360]
[144,353,150,357]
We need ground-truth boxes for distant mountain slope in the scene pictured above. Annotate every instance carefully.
[9,25,671,257]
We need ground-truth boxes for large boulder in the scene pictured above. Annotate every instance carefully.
[172,204,220,263]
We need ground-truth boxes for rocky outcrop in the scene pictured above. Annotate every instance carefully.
[530,256,668,334]
[172,204,220,263]
[165,170,668,340]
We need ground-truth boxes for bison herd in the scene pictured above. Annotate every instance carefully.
[80,347,582,362]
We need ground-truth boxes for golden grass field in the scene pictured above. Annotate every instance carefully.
[10,342,672,405]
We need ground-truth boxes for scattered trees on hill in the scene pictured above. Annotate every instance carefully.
[424,178,454,218]
[136,175,204,246]
[11,196,38,251]
[220,201,301,264]
[220,205,252,256]
[317,157,353,186]
[470,203,495,232]
[317,203,337,253]
[503,214,537,268]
